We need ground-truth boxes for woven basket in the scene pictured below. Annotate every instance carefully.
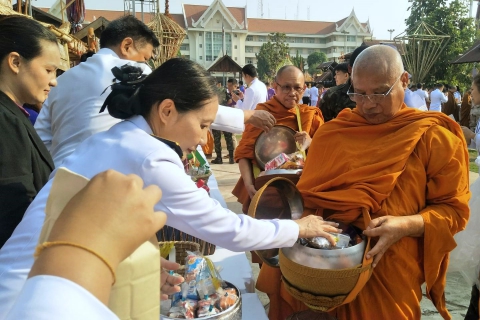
[157,226,216,256]
[159,241,200,276]
[279,208,373,312]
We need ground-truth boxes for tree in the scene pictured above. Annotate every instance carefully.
[255,32,289,81]
[291,50,305,72]
[405,0,475,89]
[307,51,327,75]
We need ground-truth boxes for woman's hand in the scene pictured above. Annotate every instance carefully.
[294,216,342,245]
[294,131,312,150]
[160,258,184,300]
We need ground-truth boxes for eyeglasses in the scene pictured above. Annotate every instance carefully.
[347,73,403,104]
[275,82,304,94]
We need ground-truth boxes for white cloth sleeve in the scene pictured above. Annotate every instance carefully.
[143,157,300,252]
[235,87,255,111]
[5,275,118,320]
[441,94,448,103]
[34,100,53,151]
[211,105,245,134]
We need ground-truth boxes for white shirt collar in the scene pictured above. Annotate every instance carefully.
[127,115,153,134]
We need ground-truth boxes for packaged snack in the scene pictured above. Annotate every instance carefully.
[278,152,305,169]
[197,298,220,317]
[304,233,352,250]
[265,153,290,171]
[215,287,238,311]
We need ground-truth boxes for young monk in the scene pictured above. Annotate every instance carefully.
[257,45,470,320]
[232,65,324,214]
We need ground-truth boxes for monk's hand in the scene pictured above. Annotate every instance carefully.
[245,110,276,132]
[160,257,184,300]
[294,131,312,150]
[295,216,342,245]
[363,215,425,268]
[246,184,257,199]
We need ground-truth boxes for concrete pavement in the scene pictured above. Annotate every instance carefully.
[209,161,477,319]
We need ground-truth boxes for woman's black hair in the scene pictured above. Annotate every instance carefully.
[0,16,57,69]
[101,58,218,119]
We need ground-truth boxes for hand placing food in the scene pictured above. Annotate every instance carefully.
[294,131,312,151]
[294,215,342,245]
[245,110,276,132]
[160,258,184,300]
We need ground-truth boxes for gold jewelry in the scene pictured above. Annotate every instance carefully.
[35,241,116,285]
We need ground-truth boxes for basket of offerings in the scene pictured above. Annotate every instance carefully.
[160,250,242,319]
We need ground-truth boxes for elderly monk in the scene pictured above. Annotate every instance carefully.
[232,65,324,214]
[256,45,470,320]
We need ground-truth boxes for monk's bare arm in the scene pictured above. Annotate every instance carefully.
[238,158,256,198]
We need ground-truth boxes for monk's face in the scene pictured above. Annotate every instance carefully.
[273,69,305,109]
[352,68,408,124]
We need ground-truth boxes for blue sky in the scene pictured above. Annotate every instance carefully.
[30,0,475,40]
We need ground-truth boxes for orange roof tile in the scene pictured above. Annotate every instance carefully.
[247,18,335,35]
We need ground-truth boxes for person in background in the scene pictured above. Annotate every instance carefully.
[414,83,429,107]
[317,83,326,100]
[211,80,235,164]
[267,81,276,100]
[318,45,368,121]
[442,84,459,121]
[0,59,339,317]
[460,89,472,128]
[309,82,319,107]
[239,80,245,94]
[302,83,311,105]
[429,83,448,112]
[333,62,349,86]
[232,64,267,111]
[0,16,58,248]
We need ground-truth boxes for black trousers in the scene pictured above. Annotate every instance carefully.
[302,96,311,105]
[465,285,479,320]
[212,129,233,156]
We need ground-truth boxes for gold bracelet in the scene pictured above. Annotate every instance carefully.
[35,241,116,285]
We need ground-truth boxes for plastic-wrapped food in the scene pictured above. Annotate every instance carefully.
[265,153,289,171]
[197,299,220,317]
[216,287,238,311]
[304,233,351,250]
[168,299,197,319]
[278,152,305,170]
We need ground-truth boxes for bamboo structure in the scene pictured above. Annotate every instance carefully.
[394,21,450,84]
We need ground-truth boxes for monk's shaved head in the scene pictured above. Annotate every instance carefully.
[273,65,306,109]
[276,65,304,82]
[349,45,409,125]
[352,45,404,82]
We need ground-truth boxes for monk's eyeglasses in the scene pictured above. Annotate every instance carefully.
[275,82,304,94]
[347,73,403,104]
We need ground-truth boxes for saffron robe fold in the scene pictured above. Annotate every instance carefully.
[257,105,470,320]
[232,97,324,213]
[442,91,459,121]
[460,93,472,127]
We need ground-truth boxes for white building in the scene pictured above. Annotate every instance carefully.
[171,0,372,69]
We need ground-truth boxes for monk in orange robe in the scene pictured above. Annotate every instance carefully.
[460,90,472,127]
[442,85,459,121]
[201,131,214,157]
[257,45,470,320]
[232,65,324,214]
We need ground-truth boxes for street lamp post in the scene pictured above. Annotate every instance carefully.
[387,29,395,40]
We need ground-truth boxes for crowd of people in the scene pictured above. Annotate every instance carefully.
[0,12,479,320]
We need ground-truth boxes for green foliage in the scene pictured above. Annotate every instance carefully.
[291,51,305,71]
[307,51,327,75]
[405,0,475,89]
[255,32,289,82]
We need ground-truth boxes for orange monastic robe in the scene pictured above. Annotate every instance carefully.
[442,91,459,121]
[460,92,472,127]
[232,96,324,213]
[257,105,470,320]
[202,131,214,156]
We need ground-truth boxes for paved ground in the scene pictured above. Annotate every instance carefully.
[209,152,477,319]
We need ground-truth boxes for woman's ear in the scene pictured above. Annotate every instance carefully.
[156,99,176,124]
[5,52,21,75]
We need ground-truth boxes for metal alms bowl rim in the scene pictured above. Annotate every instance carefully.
[254,125,297,170]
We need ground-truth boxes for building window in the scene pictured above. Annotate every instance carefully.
[319,38,326,44]
[245,46,253,53]
[185,35,189,39]
[307,38,315,43]
[234,34,237,37]
[296,37,303,43]
[206,56,212,61]
[347,35,356,42]
[258,36,266,42]
[180,44,189,51]
[246,35,253,41]
[333,47,337,53]
[199,44,203,48]
[198,32,203,36]
[247,59,253,64]
[308,49,314,54]
[234,45,237,49]
[199,56,203,60]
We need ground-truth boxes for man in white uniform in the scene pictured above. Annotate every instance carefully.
[310,84,319,106]
[429,83,448,112]
[231,64,267,110]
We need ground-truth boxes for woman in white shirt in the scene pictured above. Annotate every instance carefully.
[0,58,340,317]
